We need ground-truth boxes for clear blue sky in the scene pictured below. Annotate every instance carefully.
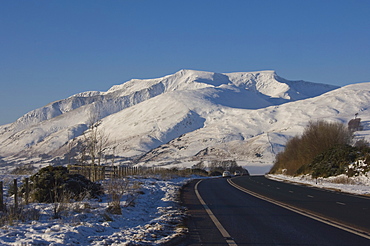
[1,0,370,125]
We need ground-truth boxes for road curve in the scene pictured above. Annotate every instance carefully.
[231,175,370,235]
[179,176,370,246]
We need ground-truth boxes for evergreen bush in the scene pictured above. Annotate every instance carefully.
[27,166,103,203]
[296,144,359,178]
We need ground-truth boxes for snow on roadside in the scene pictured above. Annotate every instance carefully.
[0,176,194,246]
[267,174,370,195]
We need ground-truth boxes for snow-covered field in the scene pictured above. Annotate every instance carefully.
[0,171,369,245]
[268,174,370,195]
[0,175,195,246]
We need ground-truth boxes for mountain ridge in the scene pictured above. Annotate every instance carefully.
[2,69,367,172]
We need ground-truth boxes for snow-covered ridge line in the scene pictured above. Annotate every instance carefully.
[0,69,357,169]
[6,69,337,131]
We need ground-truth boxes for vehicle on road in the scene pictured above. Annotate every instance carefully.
[234,170,241,176]
[222,171,231,177]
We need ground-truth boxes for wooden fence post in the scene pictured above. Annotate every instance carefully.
[13,179,18,210]
[88,166,91,181]
[0,181,3,211]
[25,178,29,205]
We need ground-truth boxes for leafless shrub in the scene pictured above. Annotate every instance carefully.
[105,178,130,214]
[301,120,352,161]
[0,204,40,226]
[124,193,138,208]
[51,190,74,219]
[124,181,143,208]
[104,178,144,214]
[328,175,358,185]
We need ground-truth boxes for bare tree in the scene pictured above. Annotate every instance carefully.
[83,122,108,166]
[71,111,110,181]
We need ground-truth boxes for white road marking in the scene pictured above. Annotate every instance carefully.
[195,180,238,246]
[336,202,346,206]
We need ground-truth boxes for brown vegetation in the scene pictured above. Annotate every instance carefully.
[270,120,353,175]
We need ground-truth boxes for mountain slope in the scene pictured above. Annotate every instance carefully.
[2,69,362,170]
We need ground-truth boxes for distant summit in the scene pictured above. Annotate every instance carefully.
[1,69,368,172]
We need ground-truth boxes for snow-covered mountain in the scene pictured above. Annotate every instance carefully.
[1,69,369,171]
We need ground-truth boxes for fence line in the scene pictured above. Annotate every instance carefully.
[67,164,204,182]
[0,179,28,212]
[67,165,166,181]
[0,165,203,210]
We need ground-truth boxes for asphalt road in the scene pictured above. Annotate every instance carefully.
[179,176,370,246]
[231,175,370,234]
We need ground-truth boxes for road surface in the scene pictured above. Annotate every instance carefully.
[179,176,370,245]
